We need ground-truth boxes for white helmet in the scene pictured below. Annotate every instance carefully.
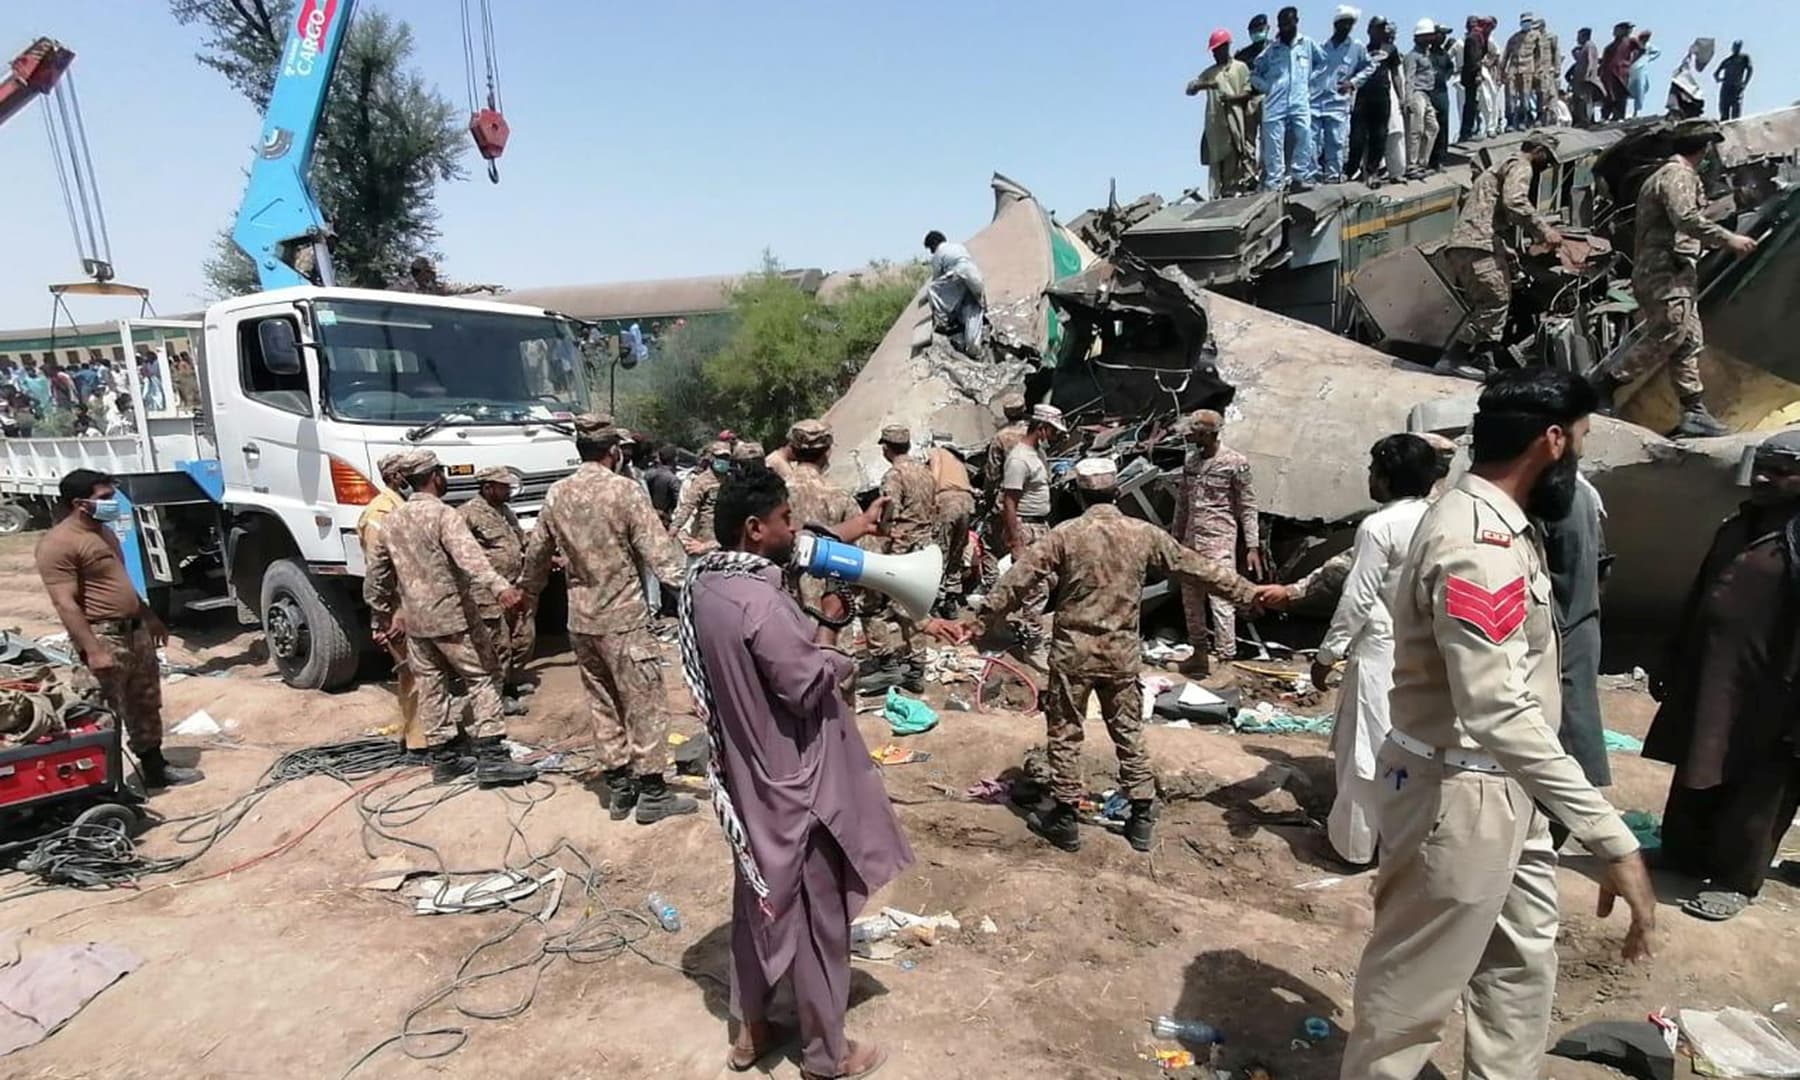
[1413,16,1437,36]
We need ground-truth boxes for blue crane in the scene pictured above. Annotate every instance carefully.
[231,0,509,291]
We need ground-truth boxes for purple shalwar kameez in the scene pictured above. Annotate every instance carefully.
[691,565,913,1075]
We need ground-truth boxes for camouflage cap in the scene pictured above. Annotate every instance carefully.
[375,452,409,479]
[1670,117,1725,144]
[879,423,912,446]
[1072,456,1118,490]
[1521,129,1561,154]
[731,440,765,461]
[389,449,441,478]
[997,391,1028,419]
[572,412,616,435]
[1029,403,1068,433]
[703,440,730,458]
[788,418,833,450]
[473,465,518,486]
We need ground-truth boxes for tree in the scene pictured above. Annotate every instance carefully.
[171,0,465,296]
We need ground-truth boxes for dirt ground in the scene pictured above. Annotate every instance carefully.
[0,534,1797,1080]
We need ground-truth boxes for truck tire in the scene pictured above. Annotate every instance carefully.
[259,558,360,691]
[0,503,30,536]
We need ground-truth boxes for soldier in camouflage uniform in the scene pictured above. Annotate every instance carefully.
[979,457,1286,852]
[671,440,730,555]
[523,415,696,825]
[1441,134,1563,374]
[1501,15,1541,129]
[459,465,533,705]
[781,419,863,638]
[1593,118,1759,439]
[925,433,977,609]
[1173,410,1262,668]
[364,450,535,786]
[357,453,422,749]
[1532,19,1559,122]
[979,392,1031,582]
[862,424,940,687]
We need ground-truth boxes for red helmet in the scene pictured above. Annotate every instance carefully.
[1208,28,1232,50]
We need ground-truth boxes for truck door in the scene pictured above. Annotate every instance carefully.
[206,304,330,533]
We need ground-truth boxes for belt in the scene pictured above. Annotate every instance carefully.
[1387,728,1505,775]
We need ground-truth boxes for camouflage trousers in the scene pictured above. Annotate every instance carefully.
[982,518,1051,649]
[934,489,976,604]
[1444,247,1511,345]
[1614,286,1706,400]
[1182,533,1240,658]
[572,629,670,776]
[1044,668,1152,806]
[409,626,506,747]
[480,608,539,687]
[89,623,162,755]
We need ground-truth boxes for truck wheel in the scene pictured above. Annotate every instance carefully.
[260,558,360,691]
[73,802,139,838]
[0,503,30,536]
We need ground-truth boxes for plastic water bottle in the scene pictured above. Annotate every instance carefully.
[646,893,680,933]
[850,919,895,947]
[1150,1016,1224,1046]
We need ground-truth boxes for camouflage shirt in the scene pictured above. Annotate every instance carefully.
[364,492,512,638]
[1446,153,1556,253]
[1501,26,1540,78]
[524,462,685,636]
[1633,157,1736,294]
[879,455,939,552]
[459,497,526,615]
[1174,445,1260,548]
[786,462,859,531]
[985,422,1027,489]
[985,504,1258,676]
[670,469,722,548]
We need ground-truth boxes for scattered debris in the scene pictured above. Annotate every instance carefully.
[646,892,680,933]
[883,689,938,735]
[852,907,962,959]
[1294,877,1345,891]
[1150,1015,1224,1046]
[1302,1017,1331,1041]
[871,744,931,766]
[1145,1047,1195,1070]
[977,916,999,935]
[1230,704,1333,736]
[1549,1020,1677,1080]
[171,710,224,737]
[412,870,563,918]
[963,778,1012,804]
[0,938,140,1057]
[1604,729,1646,753]
[1677,1007,1800,1077]
[1143,639,1195,665]
[1622,810,1662,851]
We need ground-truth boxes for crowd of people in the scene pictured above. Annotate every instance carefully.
[0,347,201,438]
[1188,7,1755,195]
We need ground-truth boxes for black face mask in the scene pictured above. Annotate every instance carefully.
[1527,451,1581,520]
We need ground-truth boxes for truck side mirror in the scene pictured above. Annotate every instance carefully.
[259,320,303,376]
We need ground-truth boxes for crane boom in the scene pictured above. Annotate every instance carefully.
[0,37,73,130]
[232,0,356,290]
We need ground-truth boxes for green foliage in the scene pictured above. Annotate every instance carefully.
[172,0,465,296]
[615,255,924,448]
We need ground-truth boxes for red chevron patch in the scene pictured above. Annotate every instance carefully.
[1444,575,1528,643]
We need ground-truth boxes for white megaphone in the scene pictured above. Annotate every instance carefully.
[792,533,943,622]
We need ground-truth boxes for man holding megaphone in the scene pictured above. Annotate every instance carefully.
[680,466,964,1079]
[974,457,1291,853]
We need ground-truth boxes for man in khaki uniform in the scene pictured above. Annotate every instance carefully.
[1173,409,1260,667]
[995,403,1067,659]
[925,433,976,609]
[672,440,730,554]
[356,454,422,749]
[459,465,532,705]
[862,424,940,689]
[979,458,1286,852]
[1340,369,1655,1080]
[364,450,534,786]
[523,415,696,825]
[1592,118,1759,439]
[1441,135,1563,375]
[979,391,1032,587]
[780,418,863,636]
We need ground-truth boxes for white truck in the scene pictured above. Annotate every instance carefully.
[0,287,591,690]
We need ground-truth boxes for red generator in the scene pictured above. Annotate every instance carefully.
[0,716,140,843]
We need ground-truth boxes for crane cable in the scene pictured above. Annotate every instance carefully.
[459,0,504,182]
[38,70,113,281]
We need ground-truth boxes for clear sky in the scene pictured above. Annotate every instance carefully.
[1,1,1793,327]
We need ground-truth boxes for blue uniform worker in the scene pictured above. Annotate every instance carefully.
[1252,6,1329,191]
[1311,7,1375,183]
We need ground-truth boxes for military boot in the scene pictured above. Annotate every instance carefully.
[635,774,700,825]
[1124,799,1158,853]
[470,736,537,788]
[1025,802,1081,852]
[431,737,477,783]
[602,767,638,821]
[139,749,203,788]
[1670,397,1731,439]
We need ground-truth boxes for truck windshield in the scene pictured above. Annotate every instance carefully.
[312,299,589,424]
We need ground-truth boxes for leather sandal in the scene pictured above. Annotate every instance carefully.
[727,1021,792,1072]
[801,1040,887,1080]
